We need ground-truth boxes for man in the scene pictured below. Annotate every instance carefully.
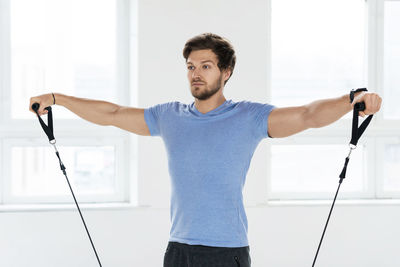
[30,33,382,267]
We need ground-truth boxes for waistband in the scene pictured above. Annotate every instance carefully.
[167,241,250,252]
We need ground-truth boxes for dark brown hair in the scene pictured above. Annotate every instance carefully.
[183,33,236,84]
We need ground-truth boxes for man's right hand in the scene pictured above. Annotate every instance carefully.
[29,93,54,116]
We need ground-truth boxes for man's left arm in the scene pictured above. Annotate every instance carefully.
[267,92,382,138]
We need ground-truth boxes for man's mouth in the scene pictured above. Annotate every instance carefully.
[192,82,205,86]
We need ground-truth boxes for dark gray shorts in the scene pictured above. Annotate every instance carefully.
[163,241,251,267]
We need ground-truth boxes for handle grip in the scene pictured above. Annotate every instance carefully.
[32,103,51,113]
[32,102,40,112]
[354,102,366,111]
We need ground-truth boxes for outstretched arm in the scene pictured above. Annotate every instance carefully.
[29,93,151,136]
[267,92,382,138]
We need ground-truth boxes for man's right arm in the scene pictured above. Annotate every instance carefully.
[29,93,151,136]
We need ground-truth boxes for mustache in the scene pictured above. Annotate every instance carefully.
[191,79,205,84]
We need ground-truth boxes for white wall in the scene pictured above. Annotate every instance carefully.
[1,0,399,266]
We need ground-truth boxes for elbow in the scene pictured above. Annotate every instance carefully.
[303,105,319,129]
[104,107,118,127]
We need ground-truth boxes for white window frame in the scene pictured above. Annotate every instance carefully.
[267,136,376,200]
[0,0,137,208]
[2,137,127,204]
[266,0,400,201]
[376,137,400,199]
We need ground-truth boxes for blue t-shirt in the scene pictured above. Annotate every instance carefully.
[144,99,275,247]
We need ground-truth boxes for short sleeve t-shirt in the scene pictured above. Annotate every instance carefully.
[144,99,275,247]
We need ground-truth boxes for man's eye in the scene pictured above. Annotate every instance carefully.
[203,65,210,69]
[187,66,194,70]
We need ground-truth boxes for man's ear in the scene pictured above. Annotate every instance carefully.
[223,68,232,82]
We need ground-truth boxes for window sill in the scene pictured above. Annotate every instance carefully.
[0,203,152,213]
[263,199,400,207]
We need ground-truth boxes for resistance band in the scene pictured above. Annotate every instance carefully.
[311,90,373,266]
[31,103,103,267]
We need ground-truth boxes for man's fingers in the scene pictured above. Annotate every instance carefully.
[378,96,382,110]
[354,92,382,116]
[29,102,48,116]
[365,93,382,114]
[29,93,53,115]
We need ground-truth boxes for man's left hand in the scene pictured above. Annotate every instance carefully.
[351,92,382,117]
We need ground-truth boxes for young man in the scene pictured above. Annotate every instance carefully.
[30,33,382,267]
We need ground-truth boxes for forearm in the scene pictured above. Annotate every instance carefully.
[305,93,355,128]
[54,93,120,126]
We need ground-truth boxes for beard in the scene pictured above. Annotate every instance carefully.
[190,74,224,101]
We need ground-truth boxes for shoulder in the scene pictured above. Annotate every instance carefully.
[146,101,192,119]
[147,101,182,111]
[235,100,276,113]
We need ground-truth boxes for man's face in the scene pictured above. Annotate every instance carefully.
[186,49,229,100]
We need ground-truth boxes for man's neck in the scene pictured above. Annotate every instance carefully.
[194,95,227,114]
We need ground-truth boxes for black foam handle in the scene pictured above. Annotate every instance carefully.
[32,103,51,113]
[32,103,40,112]
[354,102,366,111]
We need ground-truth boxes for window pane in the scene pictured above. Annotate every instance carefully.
[383,144,400,192]
[11,0,117,119]
[11,146,116,198]
[271,145,366,195]
[383,1,400,119]
[271,0,366,107]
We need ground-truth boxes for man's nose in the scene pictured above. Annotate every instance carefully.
[191,68,201,79]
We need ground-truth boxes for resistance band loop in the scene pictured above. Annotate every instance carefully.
[32,104,103,267]
[312,100,373,267]
[33,105,55,143]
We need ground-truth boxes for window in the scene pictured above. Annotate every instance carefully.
[10,0,118,119]
[268,0,400,200]
[271,0,367,107]
[3,138,128,204]
[382,144,400,191]
[383,0,400,119]
[269,141,369,200]
[0,0,132,206]
[376,138,400,198]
